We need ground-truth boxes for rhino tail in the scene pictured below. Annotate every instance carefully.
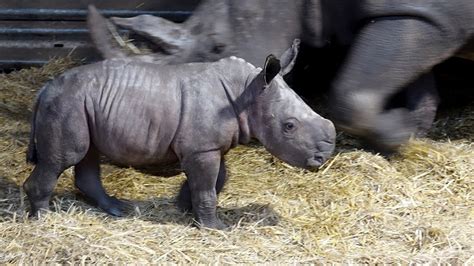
[87,5,127,59]
[26,87,46,164]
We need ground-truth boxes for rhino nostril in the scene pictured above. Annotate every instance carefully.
[317,140,335,153]
[313,155,324,164]
[306,155,324,169]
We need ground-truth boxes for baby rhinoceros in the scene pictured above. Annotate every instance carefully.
[23,41,336,229]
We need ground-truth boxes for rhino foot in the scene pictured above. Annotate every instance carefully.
[363,108,415,154]
[97,196,131,217]
[195,217,228,231]
[28,207,50,218]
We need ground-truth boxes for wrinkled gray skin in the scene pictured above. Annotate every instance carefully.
[88,1,474,153]
[24,42,336,229]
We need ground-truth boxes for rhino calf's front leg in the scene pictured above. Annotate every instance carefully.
[181,151,226,230]
[177,158,227,213]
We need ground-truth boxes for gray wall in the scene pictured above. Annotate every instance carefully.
[0,0,200,69]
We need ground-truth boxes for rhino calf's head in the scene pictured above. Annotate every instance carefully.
[243,41,336,169]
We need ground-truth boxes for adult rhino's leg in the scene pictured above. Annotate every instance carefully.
[330,18,462,152]
[74,145,129,216]
[177,158,227,213]
[181,151,226,229]
[404,73,439,137]
[385,72,440,137]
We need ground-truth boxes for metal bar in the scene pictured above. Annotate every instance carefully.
[0,8,192,22]
[0,27,88,35]
[0,0,200,11]
[0,60,47,67]
[0,1,198,69]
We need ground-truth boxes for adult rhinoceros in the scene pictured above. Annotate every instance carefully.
[87,1,474,152]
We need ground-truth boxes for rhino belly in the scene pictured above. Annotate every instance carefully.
[92,119,179,166]
[88,94,180,166]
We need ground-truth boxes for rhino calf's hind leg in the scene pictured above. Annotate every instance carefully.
[215,159,228,194]
[177,158,227,213]
[74,145,129,216]
[23,163,65,215]
[24,97,92,216]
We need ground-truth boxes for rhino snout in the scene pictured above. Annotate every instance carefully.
[323,119,337,143]
[306,144,334,169]
[318,119,337,152]
[306,120,336,169]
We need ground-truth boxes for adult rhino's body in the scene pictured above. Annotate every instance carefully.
[24,44,336,229]
[88,0,474,152]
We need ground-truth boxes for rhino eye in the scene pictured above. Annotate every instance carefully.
[284,122,295,131]
[212,44,226,54]
[283,118,299,134]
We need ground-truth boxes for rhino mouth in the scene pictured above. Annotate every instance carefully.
[305,155,325,169]
[305,144,335,169]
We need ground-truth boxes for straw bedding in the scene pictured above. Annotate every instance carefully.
[0,59,472,264]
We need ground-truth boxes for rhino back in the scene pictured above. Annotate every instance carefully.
[79,60,183,165]
[180,0,305,66]
[306,0,474,48]
[361,0,474,34]
[222,0,303,66]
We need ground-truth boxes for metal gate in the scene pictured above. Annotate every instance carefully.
[0,0,200,69]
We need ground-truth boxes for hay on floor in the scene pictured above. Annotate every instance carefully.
[0,59,472,264]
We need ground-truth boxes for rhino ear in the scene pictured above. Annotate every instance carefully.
[279,39,300,76]
[87,5,128,59]
[111,15,192,54]
[263,55,281,85]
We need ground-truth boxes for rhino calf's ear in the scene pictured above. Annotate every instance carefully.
[264,55,281,85]
[279,39,300,76]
